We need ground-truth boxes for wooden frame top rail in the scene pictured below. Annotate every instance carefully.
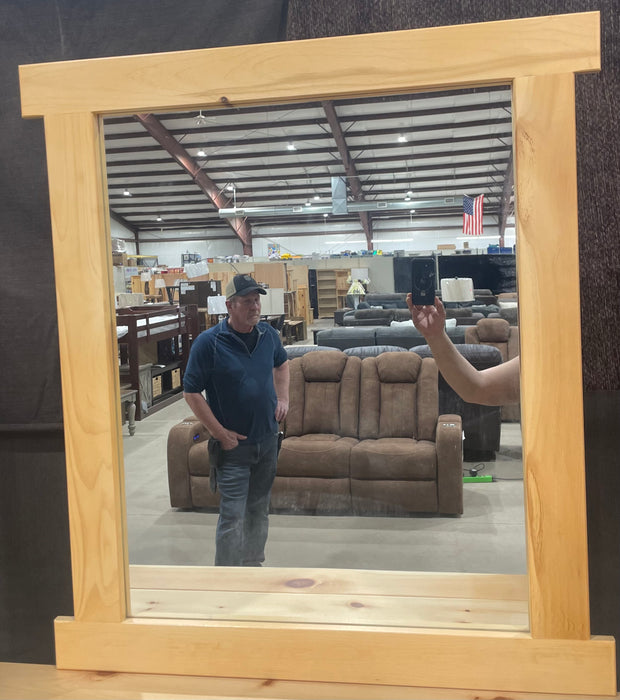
[20,12,599,117]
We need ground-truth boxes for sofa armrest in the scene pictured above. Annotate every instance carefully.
[435,414,463,515]
[167,416,210,507]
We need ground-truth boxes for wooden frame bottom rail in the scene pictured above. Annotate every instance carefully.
[129,566,530,631]
[54,617,615,696]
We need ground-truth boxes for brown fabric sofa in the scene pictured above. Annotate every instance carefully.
[167,351,463,516]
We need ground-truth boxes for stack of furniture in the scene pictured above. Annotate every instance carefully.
[116,304,198,419]
[167,351,463,516]
[465,318,520,421]
[411,344,503,461]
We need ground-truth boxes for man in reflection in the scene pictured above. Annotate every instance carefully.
[407,294,520,406]
[183,274,289,566]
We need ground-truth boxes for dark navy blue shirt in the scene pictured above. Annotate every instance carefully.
[183,318,287,443]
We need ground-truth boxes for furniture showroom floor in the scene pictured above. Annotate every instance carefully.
[122,329,526,576]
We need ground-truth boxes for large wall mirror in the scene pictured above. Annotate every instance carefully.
[19,12,616,696]
[105,85,529,630]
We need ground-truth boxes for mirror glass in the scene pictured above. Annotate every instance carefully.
[107,85,526,631]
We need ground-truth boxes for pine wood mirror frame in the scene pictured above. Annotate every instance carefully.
[19,12,616,696]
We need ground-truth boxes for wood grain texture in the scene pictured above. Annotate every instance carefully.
[129,565,529,600]
[130,589,528,630]
[512,73,590,640]
[53,617,615,696]
[44,113,128,623]
[3,660,619,700]
[20,12,599,117]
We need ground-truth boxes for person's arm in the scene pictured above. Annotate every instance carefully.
[183,391,246,450]
[406,294,520,406]
[273,360,290,422]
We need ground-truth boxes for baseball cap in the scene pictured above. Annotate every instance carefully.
[225,274,267,300]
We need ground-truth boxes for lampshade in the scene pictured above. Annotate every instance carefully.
[440,277,474,302]
[153,278,166,289]
[347,280,366,295]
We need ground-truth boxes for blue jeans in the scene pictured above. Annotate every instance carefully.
[214,432,278,566]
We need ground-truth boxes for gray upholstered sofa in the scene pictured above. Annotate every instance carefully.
[317,324,467,350]
[167,351,463,516]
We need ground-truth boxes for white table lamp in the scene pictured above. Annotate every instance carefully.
[440,277,474,303]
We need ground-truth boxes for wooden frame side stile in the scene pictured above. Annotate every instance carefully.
[19,12,616,696]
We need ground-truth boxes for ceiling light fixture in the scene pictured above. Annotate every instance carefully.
[398,134,408,143]
[156,215,163,222]
[286,142,297,151]
[194,111,209,127]
[305,200,312,207]
[197,149,206,157]
[123,189,132,197]
[313,194,320,201]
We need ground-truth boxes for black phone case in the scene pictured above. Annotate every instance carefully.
[411,257,436,305]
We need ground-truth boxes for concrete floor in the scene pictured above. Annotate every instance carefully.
[121,323,526,575]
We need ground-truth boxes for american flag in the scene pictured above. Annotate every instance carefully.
[463,194,484,236]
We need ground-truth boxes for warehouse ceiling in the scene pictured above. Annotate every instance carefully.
[103,85,513,252]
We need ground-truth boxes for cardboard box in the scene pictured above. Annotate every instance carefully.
[171,368,181,389]
[139,342,159,365]
[152,375,162,398]
[112,252,128,266]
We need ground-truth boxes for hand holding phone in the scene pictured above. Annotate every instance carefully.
[411,257,436,305]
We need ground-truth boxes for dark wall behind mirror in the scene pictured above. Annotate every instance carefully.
[2,0,619,683]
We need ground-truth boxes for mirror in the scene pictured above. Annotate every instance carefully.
[20,13,613,694]
[107,87,527,630]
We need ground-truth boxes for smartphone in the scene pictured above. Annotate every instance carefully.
[411,257,436,305]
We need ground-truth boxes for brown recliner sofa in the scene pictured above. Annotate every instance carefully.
[167,351,463,516]
[465,318,520,422]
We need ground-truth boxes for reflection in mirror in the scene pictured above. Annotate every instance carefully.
[107,86,526,631]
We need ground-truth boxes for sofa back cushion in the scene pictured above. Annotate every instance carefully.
[285,351,361,438]
[358,353,438,441]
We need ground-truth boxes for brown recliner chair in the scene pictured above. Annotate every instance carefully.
[465,318,520,422]
[350,353,463,516]
[272,351,361,513]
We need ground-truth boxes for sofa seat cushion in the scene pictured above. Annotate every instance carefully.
[278,435,357,478]
[271,476,351,514]
[351,438,437,480]
[351,480,438,515]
